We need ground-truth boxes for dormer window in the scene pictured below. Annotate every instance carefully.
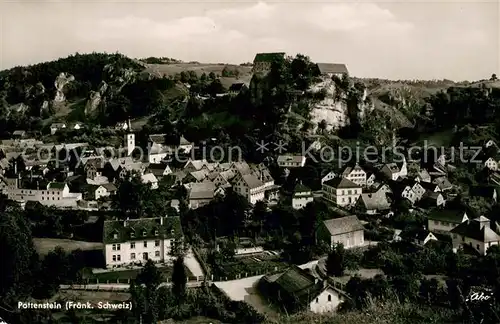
[155,230,159,236]
[142,231,147,237]
[171,229,174,235]
[130,232,135,238]
[113,233,118,239]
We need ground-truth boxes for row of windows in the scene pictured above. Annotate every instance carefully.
[112,251,161,262]
[112,240,166,250]
[348,173,365,178]
[433,220,453,227]
[41,197,60,200]
[340,189,361,195]
[316,295,333,303]
[20,190,59,195]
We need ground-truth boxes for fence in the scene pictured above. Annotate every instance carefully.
[80,275,206,286]
[210,266,285,282]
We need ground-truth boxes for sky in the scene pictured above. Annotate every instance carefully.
[0,0,499,80]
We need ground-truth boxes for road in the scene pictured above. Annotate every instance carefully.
[184,248,205,277]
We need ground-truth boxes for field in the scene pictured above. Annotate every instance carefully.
[142,62,253,88]
[34,238,103,256]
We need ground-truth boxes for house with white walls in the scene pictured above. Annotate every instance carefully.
[292,182,314,209]
[103,216,182,268]
[451,216,500,255]
[322,178,362,207]
[259,265,348,314]
[7,182,82,207]
[341,164,367,186]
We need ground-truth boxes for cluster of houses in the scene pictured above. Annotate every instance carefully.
[317,141,500,256]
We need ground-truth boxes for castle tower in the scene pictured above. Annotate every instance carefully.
[125,119,135,156]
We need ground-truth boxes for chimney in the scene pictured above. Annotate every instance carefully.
[160,217,164,225]
[128,118,132,131]
[14,161,17,175]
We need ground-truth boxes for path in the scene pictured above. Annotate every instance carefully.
[184,248,205,277]
[60,281,203,292]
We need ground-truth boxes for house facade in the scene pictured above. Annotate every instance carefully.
[451,216,500,255]
[103,216,182,268]
[322,178,362,207]
[292,183,313,209]
[318,215,365,249]
[428,209,469,233]
[341,164,367,186]
[277,155,306,168]
[7,182,82,207]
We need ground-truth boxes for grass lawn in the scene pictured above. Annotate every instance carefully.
[34,238,103,256]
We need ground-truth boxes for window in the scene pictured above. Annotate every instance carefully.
[143,231,147,237]
[316,298,319,303]
[131,253,136,260]
[453,234,457,239]
[112,255,116,262]
[144,241,148,248]
[477,244,480,250]
[117,255,121,261]
[155,240,160,247]
[155,251,160,257]
[112,244,117,251]
[116,244,121,251]
[130,242,135,249]
[328,295,332,302]
[348,190,352,195]
[462,237,465,242]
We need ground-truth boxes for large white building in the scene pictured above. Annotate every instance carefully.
[103,216,182,268]
[322,178,362,207]
[451,216,500,255]
[7,181,82,207]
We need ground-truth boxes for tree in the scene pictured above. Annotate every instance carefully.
[171,256,187,302]
[326,243,346,277]
[136,260,162,290]
[491,74,498,81]
[0,204,40,306]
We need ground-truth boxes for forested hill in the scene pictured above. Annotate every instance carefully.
[1,52,499,149]
[0,53,183,134]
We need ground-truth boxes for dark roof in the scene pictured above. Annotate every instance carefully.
[253,52,286,63]
[469,186,500,199]
[323,177,360,189]
[294,183,311,194]
[316,63,348,75]
[47,182,66,190]
[229,83,246,91]
[103,216,182,244]
[101,183,117,191]
[149,134,167,145]
[451,218,500,243]
[323,215,364,236]
[428,209,467,223]
[263,265,320,302]
[401,229,435,242]
[419,181,439,191]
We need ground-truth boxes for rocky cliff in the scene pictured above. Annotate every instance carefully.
[309,76,374,133]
